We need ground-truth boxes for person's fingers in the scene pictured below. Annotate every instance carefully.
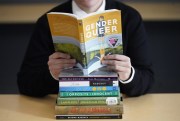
[49,63,75,70]
[50,69,62,80]
[49,52,71,59]
[107,65,131,73]
[51,69,61,75]
[102,54,132,81]
[118,71,131,81]
[107,65,131,80]
[48,58,76,66]
[103,54,130,62]
[102,60,131,68]
[48,58,76,79]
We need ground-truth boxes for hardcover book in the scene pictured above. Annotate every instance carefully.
[59,86,119,92]
[57,96,122,106]
[47,9,123,75]
[58,67,118,81]
[59,80,119,87]
[55,105,123,115]
[55,114,122,119]
[59,90,119,97]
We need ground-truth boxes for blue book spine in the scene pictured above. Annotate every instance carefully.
[59,86,119,92]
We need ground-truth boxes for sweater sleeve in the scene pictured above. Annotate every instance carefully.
[17,16,59,97]
[120,7,154,97]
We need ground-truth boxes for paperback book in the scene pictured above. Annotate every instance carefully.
[47,9,123,75]
[55,114,122,119]
[59,80,119,87]
[59,67,118,81]
[59,86,119,92]
[57,96,122,106]
[55,105,123,115]
[59,90,119,97]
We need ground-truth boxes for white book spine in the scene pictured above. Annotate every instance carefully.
[59,81,89,87]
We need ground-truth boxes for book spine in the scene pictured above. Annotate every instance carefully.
[57,97,121,106]
[59,86,119,92]
[90,80,119,86]
[59,80,119,87]
[78,19,88,69]
[55,105,123,115]
[59,91,119,97]
[78,20,85,53]
[59,77,118,81]
[56,115,122,119]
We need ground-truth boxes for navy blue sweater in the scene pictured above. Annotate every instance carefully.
[17,0,154,97]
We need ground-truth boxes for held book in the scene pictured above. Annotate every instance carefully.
[47,9,123,75]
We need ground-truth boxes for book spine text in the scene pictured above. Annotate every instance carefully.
[57,97,121,106]
[59,77,118,81]
[59,91,119,97]
[59,80,118,86]
[59,86,119,92]
[56,115,122,119]
[55,105,123,115]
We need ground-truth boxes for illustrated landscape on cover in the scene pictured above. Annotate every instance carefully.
[47,9,123,75]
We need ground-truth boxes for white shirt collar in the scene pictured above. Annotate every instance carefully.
[72,0,106,18]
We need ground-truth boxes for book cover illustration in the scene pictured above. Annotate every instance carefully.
[47,9,123,75]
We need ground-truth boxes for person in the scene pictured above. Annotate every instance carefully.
[17,0,154,97]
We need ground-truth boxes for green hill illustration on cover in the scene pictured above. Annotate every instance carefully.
[47,9,123,75]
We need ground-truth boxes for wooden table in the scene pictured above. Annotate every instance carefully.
[0,94,180,121]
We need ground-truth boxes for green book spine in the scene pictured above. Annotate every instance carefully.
[57,96,122,106]
[59,91,119,97]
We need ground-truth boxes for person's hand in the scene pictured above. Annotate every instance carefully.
[102,54,132,81]
[48,52,76,80]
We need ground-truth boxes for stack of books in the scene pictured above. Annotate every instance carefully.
[47,9,124,119]
[55,67,123,119]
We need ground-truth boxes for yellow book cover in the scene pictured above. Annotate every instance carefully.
[47,9,123,75]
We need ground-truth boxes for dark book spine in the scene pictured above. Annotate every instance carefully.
[59,77,118,81]
[90,80,118,86]
[56,115,122,119]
